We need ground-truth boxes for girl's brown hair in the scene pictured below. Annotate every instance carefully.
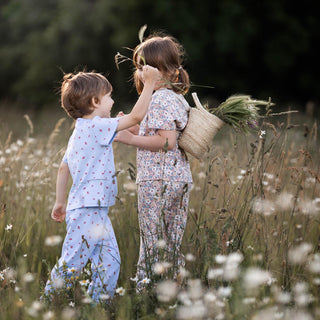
[133,35,190,95]
[61,72,112,120]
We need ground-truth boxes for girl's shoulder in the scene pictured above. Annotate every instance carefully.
[153,88,185,105]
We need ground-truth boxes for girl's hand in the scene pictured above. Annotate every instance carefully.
[51,202,66,223]
[114,129,135,145]
[127,124,140,134]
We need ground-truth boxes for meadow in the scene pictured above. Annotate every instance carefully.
[0,105,320,320]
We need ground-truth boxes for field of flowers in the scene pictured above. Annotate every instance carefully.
[0,107,320,320]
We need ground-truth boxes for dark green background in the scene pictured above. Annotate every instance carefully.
[0,0,318,114]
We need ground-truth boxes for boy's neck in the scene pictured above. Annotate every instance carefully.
[82,114,95,119]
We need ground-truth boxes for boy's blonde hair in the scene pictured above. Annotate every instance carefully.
[61,72,112,119]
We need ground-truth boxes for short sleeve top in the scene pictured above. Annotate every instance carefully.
[136,88,193,183]
[62,116,119,210]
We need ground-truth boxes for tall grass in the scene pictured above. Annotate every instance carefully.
[0,110,319,319]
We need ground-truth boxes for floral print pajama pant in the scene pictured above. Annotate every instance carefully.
[44,207,120,302]
[136,180,191,282]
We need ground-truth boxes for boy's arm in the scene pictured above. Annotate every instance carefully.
[51,161,70,223]
[116,65,160,132]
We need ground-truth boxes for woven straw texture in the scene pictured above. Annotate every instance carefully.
[179,93,224,160]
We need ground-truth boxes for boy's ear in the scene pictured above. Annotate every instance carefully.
[91,96,100,108]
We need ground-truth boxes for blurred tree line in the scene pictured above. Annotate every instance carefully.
[0,0,318,114]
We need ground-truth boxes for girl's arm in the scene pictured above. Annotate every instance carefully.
[51,161,70,223]
[115,129,177,152]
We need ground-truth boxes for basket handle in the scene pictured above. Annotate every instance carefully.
[192,92,207,113]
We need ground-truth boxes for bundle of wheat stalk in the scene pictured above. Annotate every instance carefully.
[179,93,273,160]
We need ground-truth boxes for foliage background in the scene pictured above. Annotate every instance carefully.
[0,0,319,115]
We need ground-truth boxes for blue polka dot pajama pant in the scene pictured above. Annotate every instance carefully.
[44,207,120,302]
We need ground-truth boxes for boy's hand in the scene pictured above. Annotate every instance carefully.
[116,111,125,117]
[51,203,66,223]
[142,65,161,84]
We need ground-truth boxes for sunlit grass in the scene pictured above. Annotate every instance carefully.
[0,109,319,319]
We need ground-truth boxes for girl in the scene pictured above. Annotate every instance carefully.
[115,34,193,287]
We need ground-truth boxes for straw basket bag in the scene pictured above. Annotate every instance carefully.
[178,92,225,160]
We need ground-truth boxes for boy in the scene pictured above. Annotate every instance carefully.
[44,66,160,303]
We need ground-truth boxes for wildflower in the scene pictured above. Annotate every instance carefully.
[308,254,320,273]
[82,269,90,277]
[204,291,217,303]
[177,291,192,306]
[223,252,243,281]
[207,268,223,280]
[100,294,110,300]
[3,267,17,281]
[288,242,312,265]
[176,303,207,320]
[25,300,43,317]
[259,130,266,139]
[82,296,92,304]
[226,239,233,246]
[215,254,227,264]
[275,291,291,304]
[178,266,190,279]
[263,172,275,180]
[298,198,320,216]
[88,224,105,239]
[243,267,272,290]
[43,310,55,320]
[23,272,35,283]
[185,253,195,261]
[52,277,64,289]
[123,182,137,191]
[116,287,126,296]
[153,261,172,274]
[252,198,275,216]
[5,224,12,231]
[45,235,63,246]
[69,301,75,307]
[188,279,203,300]
[141,277,151,284]
[156,239,166,249]
[276,192,294,210]
[79,279,89,286]
[197,171,206,179]
[217,286,232,298]
[294,292,314,307]
[156,280,178,302]
[16,298,24,308]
